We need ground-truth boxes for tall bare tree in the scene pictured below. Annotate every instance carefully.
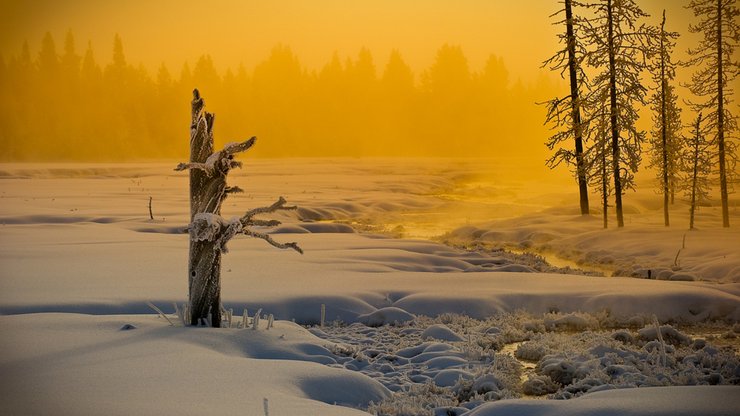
[681,113,713,229]
[648,10,682,227]
[543,0,590,215]
[176,89,302,327]
[581,0,655,227]
[685,0,739,228]
[586,107,613,228]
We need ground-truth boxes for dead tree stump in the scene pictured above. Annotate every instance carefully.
[176,89,302,327]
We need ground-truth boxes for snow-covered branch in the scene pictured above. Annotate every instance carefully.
[242,228,304,254]
[239,196,297,225]
[174,137,257,176]
[187,197,302,255]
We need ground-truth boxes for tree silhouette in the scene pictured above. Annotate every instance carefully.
[379,49,416,150]
[251,44,306,156]
[37,32,59,79]
[1,32,556,162]
[422,44,474,154]
[61,30,81,85]
[684,0,739,228]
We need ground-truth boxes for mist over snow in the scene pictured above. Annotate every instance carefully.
[0,159,738,415]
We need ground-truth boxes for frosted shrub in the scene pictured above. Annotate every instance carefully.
[543,312,599,331]
[368,382,458,416]
[637,324,692,346]
[312,312,739,411]
[522,375,559,396]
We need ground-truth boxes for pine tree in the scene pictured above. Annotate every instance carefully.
[37,32,59,79]
[581,0,655,227]
[648,10,681,227]
[60,30,80,84]
[685,0,739,228]
[543,0,590,215]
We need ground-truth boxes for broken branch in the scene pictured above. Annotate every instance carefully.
[242,228,303,254]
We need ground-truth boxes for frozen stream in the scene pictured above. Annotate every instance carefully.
[310,312,740,414]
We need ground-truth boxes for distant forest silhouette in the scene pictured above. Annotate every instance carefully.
[0,31,558,161]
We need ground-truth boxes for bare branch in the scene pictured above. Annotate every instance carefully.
[174,162,208,172]
[240,196,298,224]
[225,186,244,194]
[174,137,257,175]
[243,228,303,254]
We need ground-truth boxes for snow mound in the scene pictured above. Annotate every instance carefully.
[0,313,386,416]
[298,369,390,407]
[421,324,465,342]
[433,369,474,387]
[357,307,415,327]
[467,386,740,416]
[637,324,692,346]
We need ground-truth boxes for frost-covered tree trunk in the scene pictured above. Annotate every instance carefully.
[600,141,609,229]
[606,1,625,228]
[542,0,590,215]
[566,0,590,215]
[178,89,302,327]
[716,0,728,228]
[648,11,681,228]
[689,115,702,230]
[587,109,612,229]
[682,113,712,230]
[660,36,668,227]
[187,91,222,325]
[582,0,653,228]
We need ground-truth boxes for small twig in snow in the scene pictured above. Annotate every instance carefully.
[653,315,667,367]
[146,301,174,326]
[321,304,326,328]
[253,308,262,330]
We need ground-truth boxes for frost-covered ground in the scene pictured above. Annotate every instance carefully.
[0,159,738,415]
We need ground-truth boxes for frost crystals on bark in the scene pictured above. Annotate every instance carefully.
[176,89,302,327]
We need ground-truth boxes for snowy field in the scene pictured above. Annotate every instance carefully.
[0,159,739,415]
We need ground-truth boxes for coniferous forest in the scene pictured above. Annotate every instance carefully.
[0,32,550,161]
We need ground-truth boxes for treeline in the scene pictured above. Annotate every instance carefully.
[544,0,738,228]
[0,31,555,161]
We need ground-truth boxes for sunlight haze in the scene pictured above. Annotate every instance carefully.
[0,1,702,160]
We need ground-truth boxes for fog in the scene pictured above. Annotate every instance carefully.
[0,1,699,161]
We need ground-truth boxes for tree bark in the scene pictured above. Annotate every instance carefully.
[177,91,301,327]
[188,89,226,327]
[660,12,669,227]
[565,0,590,215]
[716,0,730,227]
[607,0,625,227]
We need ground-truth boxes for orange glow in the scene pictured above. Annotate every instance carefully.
[0,1,698,161]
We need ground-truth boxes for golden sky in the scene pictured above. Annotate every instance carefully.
[0,0,704,161]
[2,0,696,80]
